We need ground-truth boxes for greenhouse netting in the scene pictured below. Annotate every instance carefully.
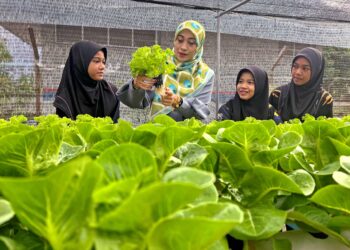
[0,0,350,123]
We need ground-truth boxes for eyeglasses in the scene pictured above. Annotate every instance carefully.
[292,63,311,73]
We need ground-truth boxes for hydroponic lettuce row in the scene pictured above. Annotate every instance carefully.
[128,45,176,87]
[0,114,350,249]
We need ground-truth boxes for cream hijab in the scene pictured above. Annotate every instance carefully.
[151,20,214,118]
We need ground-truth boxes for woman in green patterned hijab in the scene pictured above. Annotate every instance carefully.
[117,20,215,121]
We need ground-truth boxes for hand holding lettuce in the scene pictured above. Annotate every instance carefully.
[129,44,175,93]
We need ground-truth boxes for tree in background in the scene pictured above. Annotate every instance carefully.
[18,74,35,105]
[0,41,13,117]
[0,41,35,118]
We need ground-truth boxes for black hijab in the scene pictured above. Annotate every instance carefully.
[278,47,324,121]
[229,66,269,121]
[53,41,119,122]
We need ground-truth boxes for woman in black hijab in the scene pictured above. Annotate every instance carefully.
[53,41,120,122]
[269,47,333,122]
[218,65,272,121]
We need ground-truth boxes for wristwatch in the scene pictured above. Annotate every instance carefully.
[132,79,139,90]
[175,97,183,108]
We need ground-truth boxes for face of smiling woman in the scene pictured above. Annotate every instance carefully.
[87,50,106,81]
[237,71,255,101]
[173,29,197,63]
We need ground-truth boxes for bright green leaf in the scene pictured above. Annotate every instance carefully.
[153,114,177,126]
[314,161,341,175]
[287,169,315,196]
[240,166,303,204]
[301,121,341,170]
[222,123,270,152]
[97,143,157,183]
[311,185,350,215]
[333,171,350,188]
[114,119,134,143]
[214,142,252,184]
[340,155,350,174]
[0,156,101,250]
[229,205,287,240]
[147,203,243,250]
[0,199,14,225]
[174,143,208,168]
[97,182,202,232]
[163,167,218,204]
[253,131,301,166]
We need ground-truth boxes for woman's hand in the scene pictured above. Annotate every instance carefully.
[133,75,156,90]
[161,87,181,108]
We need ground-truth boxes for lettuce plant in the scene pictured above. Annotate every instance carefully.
[1,115,350,249]
[129,45,175,78]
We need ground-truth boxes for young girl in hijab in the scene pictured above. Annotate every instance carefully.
[53,41,120,122]
[218,65,272,121]
[117,20,214,122]
[269,47,333,122]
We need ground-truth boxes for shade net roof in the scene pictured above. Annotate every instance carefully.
[1,0,349,48]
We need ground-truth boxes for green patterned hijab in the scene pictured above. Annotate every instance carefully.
[151,20,214,117]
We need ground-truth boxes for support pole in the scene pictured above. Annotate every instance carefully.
[28,26,41,116]
[215,13,221,118]
[215,0,251,118]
